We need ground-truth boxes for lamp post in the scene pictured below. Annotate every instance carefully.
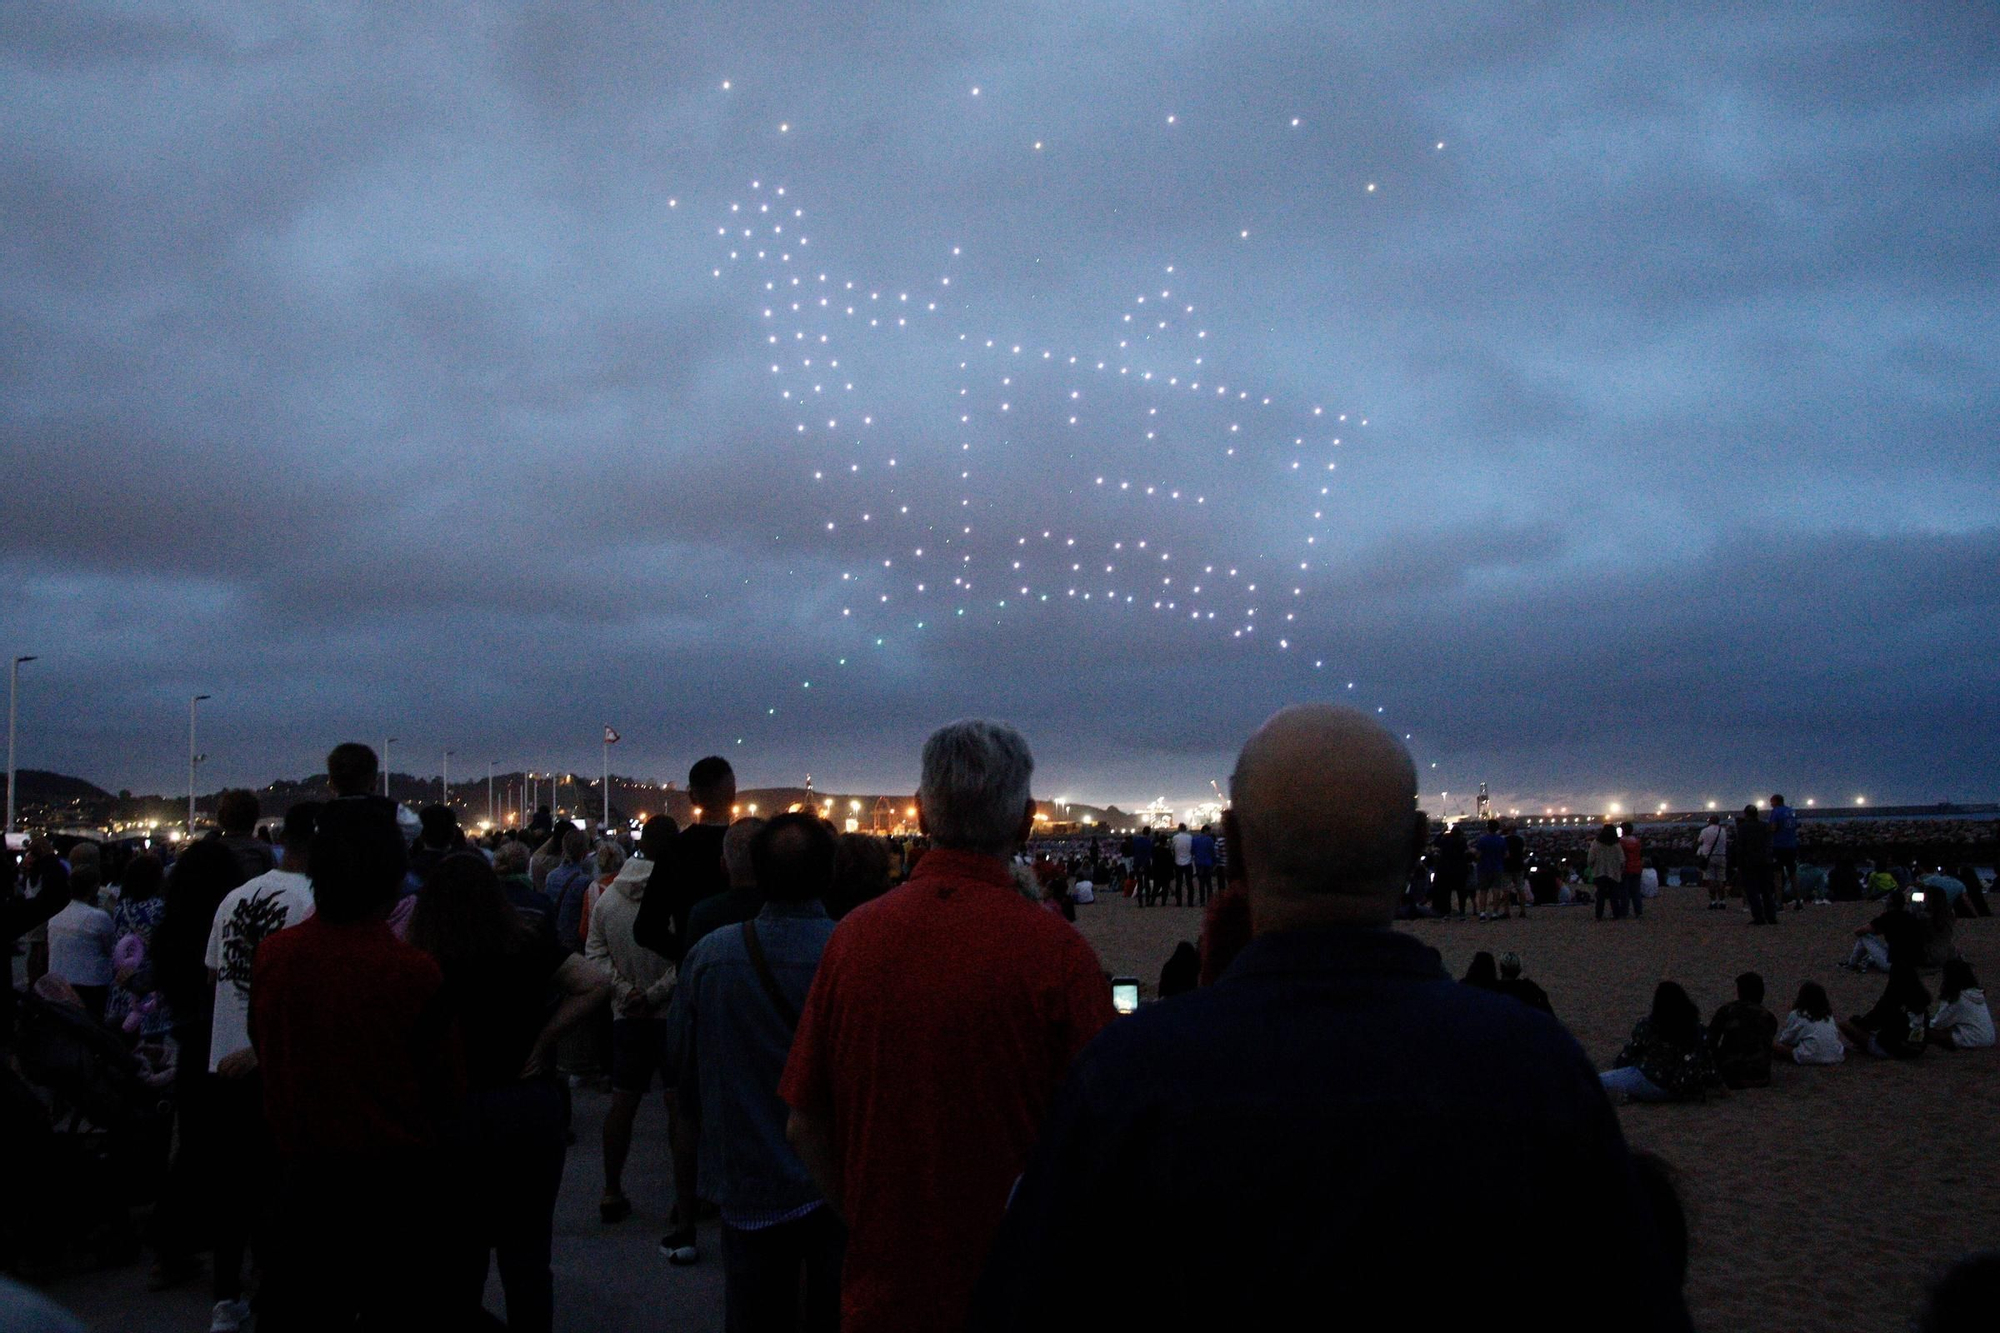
[442,749,453,807]
[189,694,212,834]
[384,737,397,798]
[7,655,37,835]
[488,761,497,826]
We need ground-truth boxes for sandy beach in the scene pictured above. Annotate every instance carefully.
[1071,888,1999,1333]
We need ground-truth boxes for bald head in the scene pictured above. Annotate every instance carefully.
[1228,704,1422,931]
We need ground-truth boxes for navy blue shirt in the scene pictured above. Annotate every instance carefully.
[974,927,1690,1332]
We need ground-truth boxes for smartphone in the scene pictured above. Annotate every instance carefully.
[1909,890,1926,906]
[1111,977,1141,1015]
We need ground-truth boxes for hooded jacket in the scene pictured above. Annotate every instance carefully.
[585,856,675,1010]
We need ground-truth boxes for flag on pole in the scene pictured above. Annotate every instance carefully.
[604,726,620,744]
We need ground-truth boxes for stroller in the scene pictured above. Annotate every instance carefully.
[3,985,173,1275]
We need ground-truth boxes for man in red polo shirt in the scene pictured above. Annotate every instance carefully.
[781,719,1115,1332]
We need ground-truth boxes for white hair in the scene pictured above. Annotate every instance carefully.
[919,719,1035,855]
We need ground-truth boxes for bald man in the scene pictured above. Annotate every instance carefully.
[973,706,1690,1332]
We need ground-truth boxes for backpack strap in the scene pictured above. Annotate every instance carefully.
[740,918,801,1030]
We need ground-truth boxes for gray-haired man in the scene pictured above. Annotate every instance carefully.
[782,720,1115,1333]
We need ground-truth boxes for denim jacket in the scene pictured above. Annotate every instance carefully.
[668,899,837,1223]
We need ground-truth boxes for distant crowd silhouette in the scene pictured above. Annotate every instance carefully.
[6,709,1996,1333]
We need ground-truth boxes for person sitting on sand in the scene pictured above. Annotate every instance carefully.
[1775,982,1845,1066]
[1918,879,1957,969]
[1837,965,1930,1059]
[1493,951,1555,1016]
[1707,972,1778,1089]
[1158,941,1200,999]
[1460,951,1501,991]
[1844,891,1927,974]
[1927,960,1994,1051]
[1600,982,1723,1103]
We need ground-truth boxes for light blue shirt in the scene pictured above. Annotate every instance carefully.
[669,899,837,1226]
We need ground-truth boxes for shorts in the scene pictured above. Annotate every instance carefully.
[1775,847,1799,871]
[1702,856,1726,882]
[1475,870,1505,892]
[611,1016,673,1094]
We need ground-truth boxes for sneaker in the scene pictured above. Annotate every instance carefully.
[210,1299,252,1333]
[660,1230,700,1266]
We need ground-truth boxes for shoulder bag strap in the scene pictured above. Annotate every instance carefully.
[741,918,801,1030]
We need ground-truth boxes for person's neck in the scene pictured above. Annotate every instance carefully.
[929,844,1011,862]
[279,852,308,873]
[1249,888,1392,937]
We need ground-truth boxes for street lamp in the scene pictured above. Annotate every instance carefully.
[488,760,497,825]
[189,694,212,833]
[442,750,454,806]
[384,737,398,798]
[7,655,37,835]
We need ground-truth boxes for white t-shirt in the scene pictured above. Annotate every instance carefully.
[1697,824,1728,859]
[1777,1012,1845,1065]
[47,900,116,988]
[203,869,315,1071]
[1071,879,1095,904]
[1172,832,1194,866]
[1931,990,1995,1049]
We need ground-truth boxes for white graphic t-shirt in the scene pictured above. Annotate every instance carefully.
[203,869,314,1071]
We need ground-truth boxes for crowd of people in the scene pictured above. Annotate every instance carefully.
[4,711,1994,1333]
[1590,957,1993,1106]
[1392,801,1995,930]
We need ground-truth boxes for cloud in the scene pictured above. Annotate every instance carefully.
[1,2,1995,808]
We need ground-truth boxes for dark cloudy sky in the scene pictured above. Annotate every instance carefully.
[3,2,1996,816]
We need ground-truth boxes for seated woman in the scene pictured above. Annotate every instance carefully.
[1836,965,1930,1059]
[1927,959,1994,1051]
[1774,981,1845,1066]
[1600,982,1723,1103]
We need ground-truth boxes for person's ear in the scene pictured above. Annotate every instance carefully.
[1016,798,1035,847]
[1409,809,1429,868]
[915,795,929,838]
[1221,809,1246,883]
